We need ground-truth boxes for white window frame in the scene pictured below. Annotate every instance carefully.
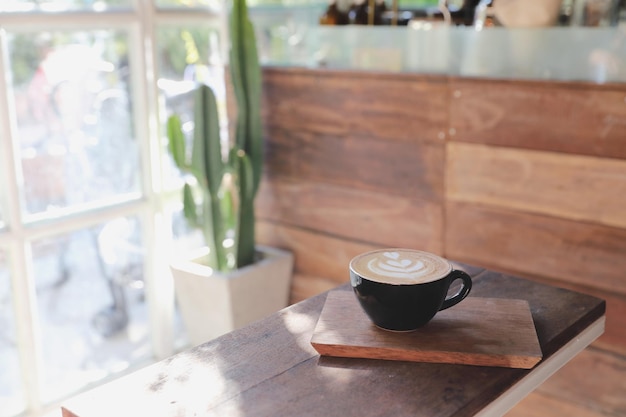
[0,1,227,415]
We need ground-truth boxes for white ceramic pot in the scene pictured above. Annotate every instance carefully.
[171,245,294,346]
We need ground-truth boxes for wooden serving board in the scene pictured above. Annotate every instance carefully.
[310,291,543,369]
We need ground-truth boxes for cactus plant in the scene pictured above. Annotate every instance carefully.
[167,0,262,272]
[229,0,263,269]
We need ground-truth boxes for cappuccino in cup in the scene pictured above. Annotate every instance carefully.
[350,249,472,331]
[350,249,452,285]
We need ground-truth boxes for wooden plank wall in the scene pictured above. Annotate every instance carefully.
[257,69,449,299]
[258,67,626,416]
[445,78,626,358]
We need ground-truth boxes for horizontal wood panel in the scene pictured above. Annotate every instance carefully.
[290,273,341,304]
[263,127,296,178]
[446,142,626,228]
[534,348,626,417]
[450,78,626,158]
[256,220,377,283]
[265,127,445,201]
[444,202,626,296]
[257,177,443,252]
[263,69,349,137]
[263,68,449,143]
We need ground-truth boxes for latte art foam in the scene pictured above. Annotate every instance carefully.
[350,249,452,285]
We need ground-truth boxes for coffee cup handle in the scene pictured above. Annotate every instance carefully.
[440,270,472,311]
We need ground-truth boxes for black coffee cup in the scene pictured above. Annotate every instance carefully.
[350,249,472,331]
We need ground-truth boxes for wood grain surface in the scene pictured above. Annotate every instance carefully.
[446,142,626,228]
[464,267,626,357]
[445,201,626,296]
[261,68,448,202]
[61,272,605,417]
[263,68,449,143]
[256,220,377,283]
[562,289,626,357]
[449,78,626,158]
[256,177,444,251]
[290,273,342,304]
[467,270,605,359]
[265,126,445,201]
[311,291,542,368]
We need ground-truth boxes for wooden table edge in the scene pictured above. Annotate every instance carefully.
[473,315,606,417]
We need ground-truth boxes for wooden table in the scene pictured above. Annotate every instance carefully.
[61,263,605,417]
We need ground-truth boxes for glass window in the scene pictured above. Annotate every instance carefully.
[32,217,149,404]
[0,0,131,13]
[156,24,227,189]
[7,31,141,220]
[0,250,25,417]
[0,1,226,415]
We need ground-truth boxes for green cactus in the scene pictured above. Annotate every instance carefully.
[166,0,262,272]
[229,0,263,269]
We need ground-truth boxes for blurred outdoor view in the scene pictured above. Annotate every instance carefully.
[10,31,139,219]
[2,28,148,415]
[0,8,225,416]
[0,0,333,414]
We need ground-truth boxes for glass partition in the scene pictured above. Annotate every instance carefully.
[452,26,626,83]
[251,12,626,84]
[242,0,626,83]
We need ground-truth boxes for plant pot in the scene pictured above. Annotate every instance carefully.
[170,245,294,346]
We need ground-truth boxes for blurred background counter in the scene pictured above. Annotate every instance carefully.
[249,0,626,84]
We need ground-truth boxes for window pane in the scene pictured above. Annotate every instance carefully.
[32,217,150,404]
[156,24,227,189]
[0,0,131,13]
[0,250,25,417]
[8,31,141,219]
